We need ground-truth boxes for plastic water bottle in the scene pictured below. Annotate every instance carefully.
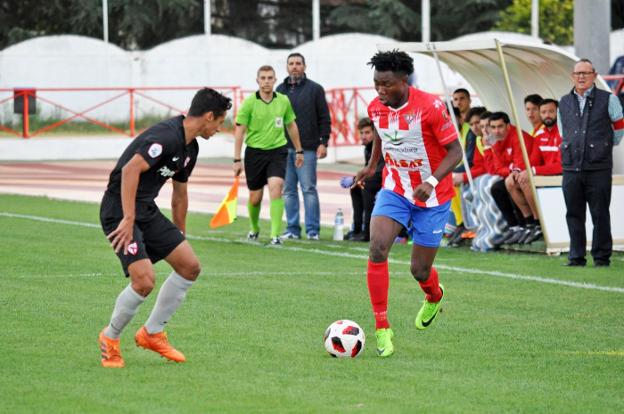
[333,208,344,241]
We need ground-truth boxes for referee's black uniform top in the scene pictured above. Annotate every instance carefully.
[106,115,199,204]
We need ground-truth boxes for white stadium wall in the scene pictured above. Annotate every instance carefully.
[0,33,473,126]
[0,31,622,163]
[136,34,285,120]
[0,35,133,122]
[292,33,470,105]
[611,29,624,65]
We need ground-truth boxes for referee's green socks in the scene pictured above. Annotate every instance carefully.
[248,202,260,233]
[270,198,284,238]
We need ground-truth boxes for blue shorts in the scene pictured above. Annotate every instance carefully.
[371,189,451,248]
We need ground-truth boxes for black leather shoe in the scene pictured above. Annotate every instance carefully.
[594,260,610,267]
[563,260,586,267]
[350,233,369,242]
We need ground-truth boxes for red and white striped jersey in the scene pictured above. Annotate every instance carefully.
[368,87,458,207]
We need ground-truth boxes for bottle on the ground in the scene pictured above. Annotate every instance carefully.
[333,208,344,241]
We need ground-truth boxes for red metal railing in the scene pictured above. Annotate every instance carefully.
[603,74,624,96]
[2,76,622,143]
[0,86,241,138]
[0,85,374,146]
[325,87,376,147]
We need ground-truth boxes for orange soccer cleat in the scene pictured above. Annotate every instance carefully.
[98,329,125,368]
[134,326,186,363]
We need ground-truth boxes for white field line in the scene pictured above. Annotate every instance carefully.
[2,211,623,294]
[1,270,361,279]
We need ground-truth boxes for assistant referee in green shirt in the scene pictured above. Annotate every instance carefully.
[234,65,304,245]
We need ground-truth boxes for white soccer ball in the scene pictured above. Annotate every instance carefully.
[323,320,365,358]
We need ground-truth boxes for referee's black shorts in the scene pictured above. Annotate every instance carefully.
[244,145,288,190]
[100,192,185,277]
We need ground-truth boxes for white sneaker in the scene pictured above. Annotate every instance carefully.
[247,231,259,241]
[307,233,320,241]
[269,237,283,246]
[280,232,300,240]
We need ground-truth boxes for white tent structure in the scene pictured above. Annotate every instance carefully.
[378,39,623,254]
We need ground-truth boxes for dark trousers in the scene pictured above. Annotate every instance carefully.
[350,178,381,238]
[562,169,612,263]
[491,178,524,227]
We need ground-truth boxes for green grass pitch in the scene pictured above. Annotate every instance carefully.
[1,194,623,413]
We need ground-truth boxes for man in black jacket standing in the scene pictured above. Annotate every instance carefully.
[558,58,623,267]
[277,53,331,240]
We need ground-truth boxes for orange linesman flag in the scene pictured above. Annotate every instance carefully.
[209,176,239,228]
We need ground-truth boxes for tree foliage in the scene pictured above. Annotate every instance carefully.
[329,0,512,41]
[0,0,622,51]
[0,0,203,50]
[613,0,624,31]
[212,0,313,48]
[495,0,573,44]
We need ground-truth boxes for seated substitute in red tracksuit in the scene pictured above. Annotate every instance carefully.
[488,112,534,245]
[506,98,562,244]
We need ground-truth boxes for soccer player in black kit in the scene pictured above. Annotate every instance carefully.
[98,88,231,368]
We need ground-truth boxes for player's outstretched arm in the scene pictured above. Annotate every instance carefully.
[413,139,463,202]
[171,180,189,235]
[353,129,381,189]
[286,121,305,168]
[233,124,246,176]
[108,154,150,254]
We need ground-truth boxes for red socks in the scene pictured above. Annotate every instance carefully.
[418,266,442,303]
[367,260,390,329]
[368,262,442,329]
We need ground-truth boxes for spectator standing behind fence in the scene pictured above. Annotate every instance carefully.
[558,58,624,267]
[277,53,331,241]
[345,118,384,242]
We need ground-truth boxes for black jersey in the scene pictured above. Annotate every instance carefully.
[105,116,199,203]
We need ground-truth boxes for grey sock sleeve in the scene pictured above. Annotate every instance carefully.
[144,272,194,335]
[104,284,145,339]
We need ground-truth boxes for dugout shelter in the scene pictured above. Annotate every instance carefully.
[378,39,624,254]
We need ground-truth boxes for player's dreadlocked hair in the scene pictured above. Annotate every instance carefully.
[368,50,414,76]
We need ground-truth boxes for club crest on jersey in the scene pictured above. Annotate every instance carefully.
[402,114,416,126]
[148,143,163,158]
[127,242,138,255]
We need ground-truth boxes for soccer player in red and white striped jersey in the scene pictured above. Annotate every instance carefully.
[354,50,463,357]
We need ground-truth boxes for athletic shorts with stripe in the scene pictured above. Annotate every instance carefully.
[99,192,185,276]
[372,189,451,248]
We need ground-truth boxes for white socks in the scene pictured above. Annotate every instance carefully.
[144,272,194,335]
[104,284,146,339]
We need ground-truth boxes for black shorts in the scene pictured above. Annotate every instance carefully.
[244,145,288,190]
[100,193,185,277]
